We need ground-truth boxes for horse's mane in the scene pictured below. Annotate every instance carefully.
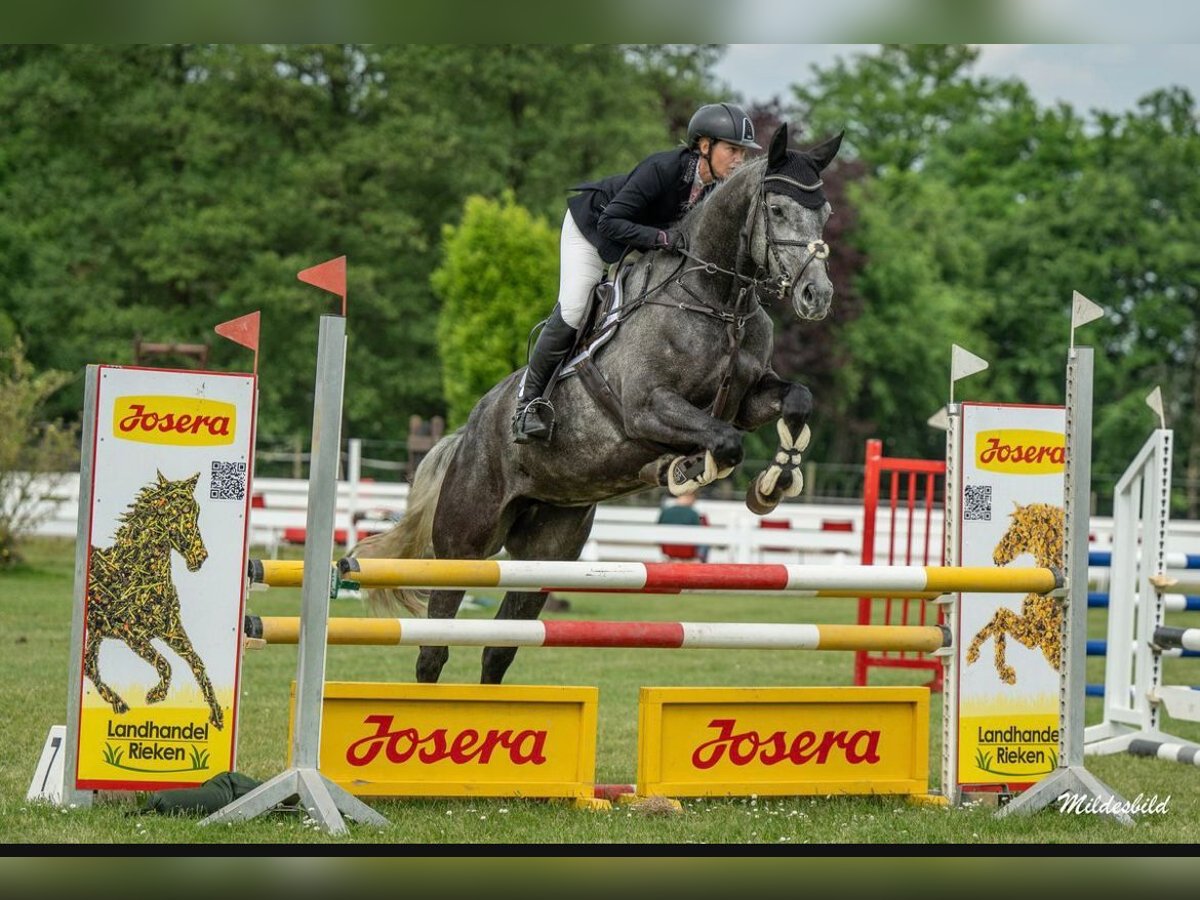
[998,503,1064,568]
[116,475,195,528]
[117,480,163,525]
[676,155,766,236]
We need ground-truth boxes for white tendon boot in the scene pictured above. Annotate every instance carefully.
[748,421,811,512]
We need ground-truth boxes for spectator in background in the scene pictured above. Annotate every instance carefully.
[657,491,710,562]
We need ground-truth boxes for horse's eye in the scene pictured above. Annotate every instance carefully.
[770,205,783,216]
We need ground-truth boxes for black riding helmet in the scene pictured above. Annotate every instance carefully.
[686,102,762,150]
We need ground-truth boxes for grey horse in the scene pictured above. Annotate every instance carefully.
[354,124,842,684]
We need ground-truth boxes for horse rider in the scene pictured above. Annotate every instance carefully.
[512,102,762,443]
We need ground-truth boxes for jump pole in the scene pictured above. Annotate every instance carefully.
[245,615,952,652]
[202,300,386,834]
[252,558,951,599]
[998,294,1131,824]
[332,559,1059,595]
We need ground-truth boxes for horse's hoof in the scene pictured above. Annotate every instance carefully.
[746,479,777,515]
[210,709,225,730]
[746,492,774,516]
[640,459,667,486]
[146,686,168,704]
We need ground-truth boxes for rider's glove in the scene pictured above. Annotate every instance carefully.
[655,229,687,252]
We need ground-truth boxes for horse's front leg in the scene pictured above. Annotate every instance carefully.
[734,371,813,514]
[161,626,225,730]
[84,626,129,715]
[625,388,744,495]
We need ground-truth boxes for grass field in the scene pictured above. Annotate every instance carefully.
[3,537,1199,847]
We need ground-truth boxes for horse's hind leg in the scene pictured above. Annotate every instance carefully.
[83,626,128,715]
[481,503,597,684]
[417,487,513,684]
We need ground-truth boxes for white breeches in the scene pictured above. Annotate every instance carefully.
[556,210,607,329]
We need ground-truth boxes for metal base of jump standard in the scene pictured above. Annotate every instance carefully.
[997,343,1132,825]
[202,314,387,836]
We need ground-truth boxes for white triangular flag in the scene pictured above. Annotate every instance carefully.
[1146,386,1166,429]
[951,345,989,384]
[1071,291,1105,330]
[927,407,950,431]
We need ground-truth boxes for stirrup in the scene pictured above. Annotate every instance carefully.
[513,397,556,443]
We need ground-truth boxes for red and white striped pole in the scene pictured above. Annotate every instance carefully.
[246,615,951,653]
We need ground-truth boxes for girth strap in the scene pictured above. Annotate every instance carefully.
[574,355,623,426]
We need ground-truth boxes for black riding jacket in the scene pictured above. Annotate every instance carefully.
[566,147,707,264]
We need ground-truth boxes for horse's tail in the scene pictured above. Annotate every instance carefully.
[351,430,464,618]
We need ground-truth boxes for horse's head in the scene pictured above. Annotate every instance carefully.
[994,502,1064,569]
[154,470,208,572]
[745,124,842,321]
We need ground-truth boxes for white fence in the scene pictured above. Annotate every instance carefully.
[19,471,1200,567]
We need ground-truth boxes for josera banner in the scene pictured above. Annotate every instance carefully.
[304,683,599,799]
[956,402,1065,792]
[74,366,256,791]
[637,686,929,798]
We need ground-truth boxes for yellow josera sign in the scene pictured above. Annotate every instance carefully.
[974,429,1065,475]
[637,686,929,797]
[297,682,598,799]
[112,395,237,446]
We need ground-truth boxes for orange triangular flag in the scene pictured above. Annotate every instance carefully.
[214,311,261,351]
[298,255,346,299]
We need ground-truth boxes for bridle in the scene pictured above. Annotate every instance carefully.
[661,165,830,313]
[744,172,830,303]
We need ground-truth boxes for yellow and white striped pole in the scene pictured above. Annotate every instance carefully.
[247,558,1060,597]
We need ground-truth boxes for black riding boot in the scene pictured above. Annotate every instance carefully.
[513,306,579,443]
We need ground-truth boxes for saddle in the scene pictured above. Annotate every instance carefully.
[541,260,635,415]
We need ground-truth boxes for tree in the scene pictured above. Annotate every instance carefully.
[0,339,77,566]
[0,45,725,467]
[431,194,559,427]
[794,44,1026,175]
[790,44,1198,510]
[1087,89,1200,513]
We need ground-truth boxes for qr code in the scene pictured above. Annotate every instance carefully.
[210,460,247,501]
[963,484,992,521]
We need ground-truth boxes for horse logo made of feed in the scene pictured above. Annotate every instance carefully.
[965,502,1064,685]
[84,471,224,729]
